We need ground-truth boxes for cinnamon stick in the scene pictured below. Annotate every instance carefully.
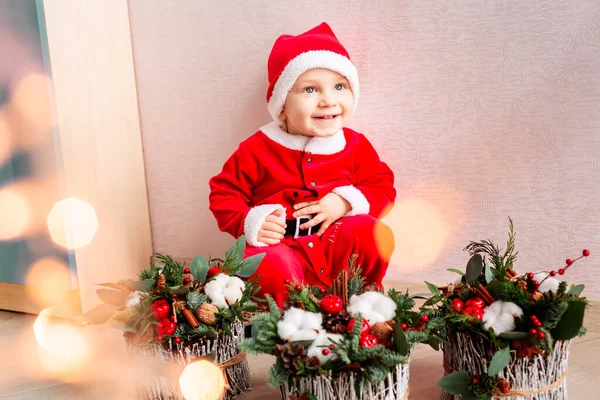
[474,283,495,305]
[341,270,349,306]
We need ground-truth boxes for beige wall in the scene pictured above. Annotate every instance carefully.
[128,1,600,297]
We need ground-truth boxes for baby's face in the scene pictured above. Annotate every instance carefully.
[279,68,354,137]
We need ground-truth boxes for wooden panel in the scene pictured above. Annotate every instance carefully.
[0,282,79,317]
[41,0,152,311]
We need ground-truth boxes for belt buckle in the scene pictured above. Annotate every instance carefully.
[294,216,311,238]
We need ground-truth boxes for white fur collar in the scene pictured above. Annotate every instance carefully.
[259,122,346,155]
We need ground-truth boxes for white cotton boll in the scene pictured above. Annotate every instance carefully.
[533,273,561,293]
[483,301,523,335]
[223,285,243,305]
[204,279,228,308]
[283,308,306,327]
[307,331,344,363]
[213,273,230,285]
[290,329,318,342]
[125,291,141,307]
[365,311,387,325]
[277,321,298,341]
[359,291,386,304]
[376,296,397,321]
[228,276,246,290]
[348,294,360,306]
[301,312,323,331]
[347,300,372,317]
[502,302,523,318]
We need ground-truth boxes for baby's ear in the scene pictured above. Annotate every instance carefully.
[278,107,286,121]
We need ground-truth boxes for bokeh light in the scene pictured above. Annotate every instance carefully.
[179,360,226,400]
[0,187,31,241]
[25,257,73,308]
[0,107,14,165]
[47,197,99,249]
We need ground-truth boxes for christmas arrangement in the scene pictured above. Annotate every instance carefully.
[83,236,264,400]
[421,219,589,400]
[239,256,443,400]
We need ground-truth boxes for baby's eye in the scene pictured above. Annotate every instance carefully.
[304,87,316,94]
[335,83,346,90]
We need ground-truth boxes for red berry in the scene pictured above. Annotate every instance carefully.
[319,288,325,294]
[465,297,485,310]
[359,334,379,348]
[321,348,330,356]
[532,280,540,288]
[420,314,429,322]
[207,266,221,279]
[471,376,481,385]
[400,323,408,330]
[550,270,557,277]
[566,259,573,266]
[284,279,291,285]
[175,337,181,343]
[527,272,534,280]
[157,336,163,341]
[534,320,542,328]
[170,315,176,322]
[558,269,565,275]
[452,298,465,313]
[583,249,590,257]
[183,277,190,284]
[530,315,539,323]
[521,284,528,291]
[529,328,537,336]
[347,318,370,334]
[294,284,302,292]
[183,267,190,273]
[320,294,343,314]
[537,331,546,340]
[152,299,171,320]
[329,344,335,350]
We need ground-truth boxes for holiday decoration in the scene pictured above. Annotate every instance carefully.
[83,236,264,400]
[239,258,441,400]
[421,218,589,400]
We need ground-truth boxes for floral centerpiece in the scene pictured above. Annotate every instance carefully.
[421,219,589,400]
[83,236,264,400]
[239,257,442,400]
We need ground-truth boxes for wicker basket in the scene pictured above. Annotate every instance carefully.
[279,362,410,400]
[127,320,250,400]
[441,327,570,400]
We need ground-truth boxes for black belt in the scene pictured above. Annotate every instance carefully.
[284,216,323,237]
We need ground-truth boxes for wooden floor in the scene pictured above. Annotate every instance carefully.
[1,280,598,399]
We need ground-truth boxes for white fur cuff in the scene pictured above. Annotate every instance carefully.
[332,185,370,216]
[244,204,287,247]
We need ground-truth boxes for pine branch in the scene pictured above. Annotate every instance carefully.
[347,255,366,297]
[187,292,208,311]
[138,268,153,281]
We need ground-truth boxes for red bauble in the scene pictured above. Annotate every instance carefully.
[465,297,485,310]
[347,318,370,334]
[558,269,565,275]
[359,334,379,348]
[420,314,429,323]
[320,294,343,314]
[207,267,221,279]
[462,307,483,320]
[183,267,191,273]
[452,298,465,313]
[583,249,590,257]
[175,337,181,344]
[550,270,557,277]
[537,331,546,340]
[529,328,537,336]
[527,272,534,280]
[321,348,330,356]
[400,323,408,330]
[152,299,171,320]
[566,259,573,266]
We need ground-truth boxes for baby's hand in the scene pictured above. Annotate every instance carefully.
[293,193,351,236]
[257,209,287,245]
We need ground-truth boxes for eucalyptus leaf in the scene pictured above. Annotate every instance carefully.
[487,347,510,376]
[109,318,136,332]
[567,284,585,297]
[551,300,586,340]
[190,255,209,282]
[226,236,246,264]
[96,288,128,307]
[82,304,117,325]
[393,323,409,356]
[236,253,266,278]
[447,268,465,276]
[425,281,440,296]
[484,264,494,283]
[97,283,126,291]
[486,280,504,298]
[437,371,470,395]
[128,279,155,292]
[498,331,528,339]
[427,335,440,351]
[466,254,483,283]
[168,285,190,297]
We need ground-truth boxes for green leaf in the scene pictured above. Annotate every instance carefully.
[466,254,483,283]
[236,253,265,278]
[168,285,190,297]
[128,279,155,292]
[437,371,470,395]
[226,236,246,264]
[551,300,586,340]
[190,255,209,282]
[96,288,128,307]
[97,283,126,291]
[447,268,465,276]
[427,335,440,351]
[486,280,504,298]
[567,284,585,297]
[487,347,510,376]
[484,264,494,283]
[109,318,136,332]
[393,323,409,356]
[424,281,440,296]
[82,304,117,325]
[498,331,528,339]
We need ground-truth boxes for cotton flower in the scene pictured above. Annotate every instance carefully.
[307,331,344,363]
[346,291,396,325]
[533,273,560,293]
[125,291,141,307]
[277,307,322,342]
[204,273,245,308]
[482,300,523,335]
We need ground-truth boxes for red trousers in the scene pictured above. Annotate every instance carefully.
[244,215,395,307]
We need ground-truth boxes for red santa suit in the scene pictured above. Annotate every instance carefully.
[209,22,396,306]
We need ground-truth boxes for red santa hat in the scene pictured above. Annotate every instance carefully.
[266,22,360,123]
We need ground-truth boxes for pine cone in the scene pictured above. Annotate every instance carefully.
[323,309,351,334]
[153,274,166,294]
[284,299,306,310]
[307,356,321,369]
[279,343,308,372]
[497,378,511,394]
[360,282,381,293]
